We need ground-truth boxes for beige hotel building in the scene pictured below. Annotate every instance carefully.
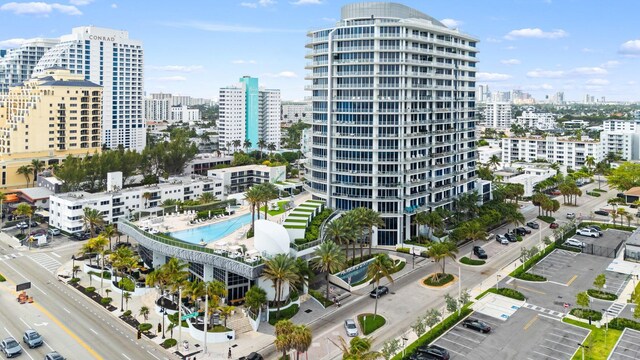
[0,67,102,189]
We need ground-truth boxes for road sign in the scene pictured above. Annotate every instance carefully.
[181,312,199,320]
[16,282,31,292]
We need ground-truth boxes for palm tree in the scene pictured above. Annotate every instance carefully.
[79,239,98,266]
[206,280,227,313]
[459,222,488,256]
[333,336,382,360]
[123,291,132,311]
[164,258,190,304]
[198,192,215,205]
[532,192,547,216]
[267,142,277,157]
[262,254,299,320]
[16,165,32,188]
[110,246,139,311]
[184,280,205,309]
[291,324,313,360]
[101,224,117,250]
[139,306,150,321]
[366,253,395,317]
[256,182,279,220]
[243,139,252,152]
[351,207,384,257]
[142,192,152,209]
[312,241,346,298]
[505,209,525,231]
[232,139,242,153]
[626,213,634,227]
[423,211,444,239]
[427,241,459,281]
[274,320,294,359]
[218,305,235,328]
[30,159,44,187]
[257,139,267,159]
[13,203,33,237]
[82,207,105,238]
[585,156,596,173]
[488,155,501,170]
[244,186,262,231]
[92,235,110,295]
[323,217,357,260]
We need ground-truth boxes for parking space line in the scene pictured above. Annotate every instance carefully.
[543,338,581,350]
[612,351,637,359]
[550,328,591,338]
[516,285,546,295]
[538,344,574,357]
[445,330,484,343]
[524,315,538,330]
[566,275,578,286]
[437,336,474,350]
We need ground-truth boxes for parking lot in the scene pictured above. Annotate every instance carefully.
[576,229,629,258]
[431,307,589,359]
[528,249,581,283]
[3,222,78,248]
[608,328,640,360]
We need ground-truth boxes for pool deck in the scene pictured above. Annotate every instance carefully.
[136,192,313,251]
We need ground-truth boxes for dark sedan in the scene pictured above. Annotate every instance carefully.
[515,227,531,235]
[473,246,487,259]
[594,210,610,216]
[369,285,389,298]
[414,345,450,360]
[462,318,492,333]
[504,233,517,242]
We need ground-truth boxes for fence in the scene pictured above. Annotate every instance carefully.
[582,242,623,258]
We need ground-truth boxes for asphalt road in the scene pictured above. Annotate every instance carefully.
[259,181,620,360]
[0,241,169,360]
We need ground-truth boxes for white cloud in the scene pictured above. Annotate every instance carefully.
[241,0,275,8]
[321,17,335,22]
[0,38,30,48]
[290,0,321,5]
[523,83,554,90]
[232,59,257,64]
[500,59,521,65]
[619,40,640,55]
[526,66,607,79]
[149,76,187,82]
[110,3,117,8]
[486,37,502,43]
[601,60,620,68]
[476,72,512,82]
[240,2,257,8]
[440,18,462,28]
[68,0,92,5]
[147,65,203,72]
[505,28,568,40]
[0,2,82,15]
[165,20,299,33]
[527,69,565,78]
[572,67,607,76]
[586,79,609,86]
[264,71,297,78]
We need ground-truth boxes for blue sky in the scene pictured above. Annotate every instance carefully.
[1,0,639,101]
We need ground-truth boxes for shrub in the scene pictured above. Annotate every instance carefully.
[396,247,410,254]
[100,297,112,305]
[268,304,299,325]
[570,308,602,321]
[138,323,153,332]
[516,273,546,281]
[609,317,640,331]
[88,271,111,279]
[123,310,132,317]
[494,288,526,300]
[85,287,96,293]
[510,242,555,281]
[161,339,177,348]
[460,257,485,266]
[537,215,555,223]
[587,289,618,301]
[593,189,607,193]
[0,274,5,282]
[587,191,601,197]
[15,234,26,240]
[309,289,333,307]
[424,273,454,286]
[303,208,333,243]
[117,278,135,292]
[69,278,80,284]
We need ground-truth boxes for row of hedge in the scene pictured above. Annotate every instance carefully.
[587,191,601,197]
[393,306,473,360]
[475,287,526,301]
[578,222,635,232]
[570,308,603,321]
[460,257,485,266]
[609,317,640,331]
[537,215,555,223]
[302,208,334,243]
[587,289,618,301]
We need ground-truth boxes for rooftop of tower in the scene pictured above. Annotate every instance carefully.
[340,2,445,27]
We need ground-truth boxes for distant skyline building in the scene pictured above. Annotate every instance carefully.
[0,38,59,94]
[306,2,479,246]
[33,26,145,151]
[219,76,281,152]
[482,102,512,128]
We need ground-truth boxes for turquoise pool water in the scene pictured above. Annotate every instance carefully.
[336,258,376,285]
[169,213,252,244]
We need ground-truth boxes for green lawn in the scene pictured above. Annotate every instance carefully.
[563,318,622,360]
[259,200,290,216]
[357,314,386,335]
[268,304,299,325]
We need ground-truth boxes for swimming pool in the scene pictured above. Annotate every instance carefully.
[335,258,376,285]
[169,213,252,244]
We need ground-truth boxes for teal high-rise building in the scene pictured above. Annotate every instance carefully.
[239,76,260,147]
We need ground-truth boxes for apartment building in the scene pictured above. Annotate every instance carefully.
[183,154,233,175]
[306,2,479,245]
[601,119,640,160]
[501,136,602,170]
[482,102,512,128]
[0,38,60,94]
[48,172,223,233]
[33,26,145,151]
[207,164,286,195]
[170,105,200,123]
[0,68,102,189]
[282,102,312,125]
[514,108,556,130]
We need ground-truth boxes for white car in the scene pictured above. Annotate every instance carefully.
[565,238,585,248]
[496,234,509,245]
[344,319,358,337]
[566,213,576,219]
[576,228,600,238]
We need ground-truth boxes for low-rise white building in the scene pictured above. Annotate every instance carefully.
[502,136,602,170]
[207,164,286,196]
[478,147,502,165]
[170,105,200,123]
[515,109,556,130]
[183,154,233,175]
[49,172,224,234]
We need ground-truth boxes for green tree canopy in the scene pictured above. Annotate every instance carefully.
[608,162,640,190]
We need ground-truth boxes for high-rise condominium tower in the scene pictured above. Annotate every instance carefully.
[306,2,479,245]
[0,38,60,94]
[33,26,145,151]
[219,76,281,152]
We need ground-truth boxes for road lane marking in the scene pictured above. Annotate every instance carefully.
[43,341,54,351]
[4,327,34,360]
[31,301,103,360]
[0,259,48,295]
[90,328,98,335]
[515,285,546,295]
[121,353,132,360]
[50,252,61,258]
[62,307,71,314]
[146,351,160,360]
[566,275,578,286]
[524,315,538,330]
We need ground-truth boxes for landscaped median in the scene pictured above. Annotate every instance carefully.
[459,257,485,266]
[475,287,526,301]
[562,317,622,360]
[357,313,386,335]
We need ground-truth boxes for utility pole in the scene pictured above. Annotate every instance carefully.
[177,287,182,351]
[458,266,462,316]
[204,294,208,354]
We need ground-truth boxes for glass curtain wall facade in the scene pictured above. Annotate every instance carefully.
[240,76,260,147]
[305,3,479,245]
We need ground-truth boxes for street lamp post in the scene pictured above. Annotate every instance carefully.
[577,343,589,360]
[602,308,608,348]
[401,335,408,357]
[161,290,167,339]
[203,294,208,354]
[496,274,501,290]
[177,287,182,351]
[458,266,462,316]
[71,255,76,277]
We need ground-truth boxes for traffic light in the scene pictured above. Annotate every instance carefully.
[137,330,141,339]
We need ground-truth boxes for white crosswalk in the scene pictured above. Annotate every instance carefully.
[0,253,24,260]
[26,253,62,274]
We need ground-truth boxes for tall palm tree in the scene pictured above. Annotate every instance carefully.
[146,267,171,301]
[274,320,294,359]
[267,142,277,157]
[79,238,98,266]
[123,292,132,311]
[459,222,488,256]
[13,203,33,237]
[232,139,242,153]
[262,254,299,320]
[82,207,105,238]
[91,235,110,293]
[164,258,190,304]
[488,155,501,170]
[243,139,252,152]
[585,155,596,173]
[244,186,262,231]
[109,246,139,311]
[184,280,205,309]
[30,159,44,187]
[101,224,117,250]
[206,280,227,310]
[504,209,525,231]
[333,336,382,360]
[323,217,356,260]
[198,192,215,205]
[423,211,444,239]
[351,207,384,257]
[218,305,235,328]
[366,253,395,317]
[427,241,459,281]
[142,192,152,209]
[257,139,267,159]
[16,165,32,188]
[291,324,313,360]
[256,182,279,220]
[312,241,346,298]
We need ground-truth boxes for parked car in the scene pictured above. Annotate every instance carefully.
[238,352,264,360]
[415,345,450,360]
[551,190,561,195]
[594,210,610,216]
[587,226,603,236]
[565,238,585,248]
[30,220,38,227]
[22,329,42,348]
[576,228,600,238]
[44,352,65,360]
[1,337,22,358]
[526,221,539,229]
[515,227,531,235]
[566,213,576,219]
[369,285,389,298]
[344,319,358,337]
[496,234,509,245]
[504,233,517,242]
[550,222,559,229]
[486,233,495,241]
[48,228,61,236]
[462,318,492,333]
[473,246,488,259]
[16,222,28,230]
[71,232,89,241]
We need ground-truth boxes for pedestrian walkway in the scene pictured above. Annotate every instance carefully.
[522,303,565,319]
[0,252,24,260]
[27,253,62,274]
[605,302,627,318]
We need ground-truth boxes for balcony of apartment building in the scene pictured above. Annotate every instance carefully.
[184,188,194,195]
[113,198,124,207]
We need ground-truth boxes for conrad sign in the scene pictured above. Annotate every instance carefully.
[88,35,116,42]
